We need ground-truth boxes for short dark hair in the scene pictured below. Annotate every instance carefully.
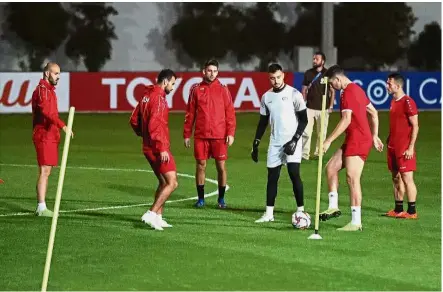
[157,69,177,84]
[268,63,283,73]
[324,65,344,79]
[204,59,219,69]
[314,51,326,62]
[388,73,405,87]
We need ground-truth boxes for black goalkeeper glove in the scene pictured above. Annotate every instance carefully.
[283,135,301,156]
[251,139,260,162]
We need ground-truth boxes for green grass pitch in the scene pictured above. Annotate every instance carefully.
[0,112,440,291]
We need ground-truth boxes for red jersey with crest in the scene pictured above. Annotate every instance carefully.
[340,83,372,144]
[31,79,66,143]
[388,95,418,152]
[130,85,170,153]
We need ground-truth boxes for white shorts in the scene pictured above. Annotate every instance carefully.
[267,141,302,168]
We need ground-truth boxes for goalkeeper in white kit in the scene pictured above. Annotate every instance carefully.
[251,63,309,223]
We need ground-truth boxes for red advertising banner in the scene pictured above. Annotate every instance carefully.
[70,72,294,112]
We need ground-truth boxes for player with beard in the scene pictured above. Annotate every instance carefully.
[31,62,74,217]
[183,59,236,209]
[130,69,179,231]
[301,52,335,160]
[251,63,308,223]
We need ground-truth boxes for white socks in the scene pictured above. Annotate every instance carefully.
[37,202,47,212]
[297,206,305,212]
[328,191,338,209]
[266,206,274,217]
[351,206,361,225]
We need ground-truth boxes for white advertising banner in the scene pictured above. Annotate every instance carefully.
[0,73,70,113]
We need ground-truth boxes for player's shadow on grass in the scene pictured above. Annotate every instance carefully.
[65,210,142,225]
[170,204,288,219]
[65,210,190,231]
[0,199,30,213]
[219,206,291,222]
[226,206,287,214]
[177,218,257,228]
[0,196,127,206]
[1,196,36,202]
[107,184,156,197]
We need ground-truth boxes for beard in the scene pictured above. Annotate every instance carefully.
[204,76,215,83]
[49,76,58,85]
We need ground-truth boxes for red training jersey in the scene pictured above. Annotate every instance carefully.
[31,79,66,143]
[340,83,372,144]
[183,78,236,139]
[388,95,418,151]
[130,85,170,154]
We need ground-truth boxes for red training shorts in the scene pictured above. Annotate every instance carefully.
[194,139,228,161]
[34,141,59,166]
[144,148,177,175]
[341,141,372,161]
[387,146,416,173]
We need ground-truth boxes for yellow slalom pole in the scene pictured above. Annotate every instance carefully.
[41,106,75,292]
[308,77,328,240]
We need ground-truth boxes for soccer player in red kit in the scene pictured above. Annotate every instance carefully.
[183,59,236,209]
[321,65,384,231]
[130,69,178,231]
[384,73,419,219]
[32,62,73,217]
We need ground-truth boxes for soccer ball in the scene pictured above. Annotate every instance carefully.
[292,211,311,229]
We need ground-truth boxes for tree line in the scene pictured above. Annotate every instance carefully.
[1,3,440,71]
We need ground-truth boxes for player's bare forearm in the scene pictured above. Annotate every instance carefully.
[369,114,379,137]
[366,103,379,137]
[301,86,307,101]
[327,113,351,143]
[329,88,335,109]
[409,125,419,149]
[408,115,419,149]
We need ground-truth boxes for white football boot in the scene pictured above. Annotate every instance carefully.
[157,215,173,228]
[141,211,164,231]
[255,213,275,223]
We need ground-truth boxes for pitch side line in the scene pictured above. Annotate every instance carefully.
[0,163,229,217]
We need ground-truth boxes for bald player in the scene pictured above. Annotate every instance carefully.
[31,62,73,217]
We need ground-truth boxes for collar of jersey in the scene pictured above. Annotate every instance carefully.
[272,84,286,93]
[145,85,166,97]
[39,79,55,91]
[394,94,406,102]
[201,78,221,87]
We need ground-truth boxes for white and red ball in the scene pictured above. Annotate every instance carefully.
[292,211,311,229]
